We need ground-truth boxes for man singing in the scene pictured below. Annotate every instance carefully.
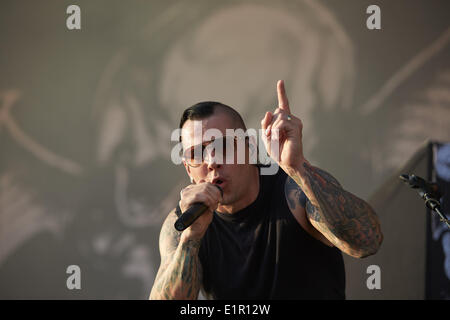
[150,80,383,299]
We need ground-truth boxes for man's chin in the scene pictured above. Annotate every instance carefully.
[217,198,231,210]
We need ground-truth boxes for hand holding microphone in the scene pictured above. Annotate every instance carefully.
[175,181,223,239]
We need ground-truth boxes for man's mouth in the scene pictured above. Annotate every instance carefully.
[212,177,226,188]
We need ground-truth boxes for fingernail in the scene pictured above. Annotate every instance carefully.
[265,128,270,136]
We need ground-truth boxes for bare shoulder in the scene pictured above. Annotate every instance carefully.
[284,175,306,213]
[284,176,333,247]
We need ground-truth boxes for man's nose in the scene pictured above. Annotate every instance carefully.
[205,149,222,170]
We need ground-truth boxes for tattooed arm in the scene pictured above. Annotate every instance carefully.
[284,161,383,258]
[262,80,382,258]
[149,209,203,299]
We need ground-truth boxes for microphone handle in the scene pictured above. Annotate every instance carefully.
[174,203,208,231]
[174,185,223,232]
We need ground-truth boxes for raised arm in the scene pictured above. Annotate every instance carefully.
[262,80,382,258]
[149,210,203,300]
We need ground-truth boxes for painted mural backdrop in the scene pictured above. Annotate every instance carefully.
[0,0,449,298]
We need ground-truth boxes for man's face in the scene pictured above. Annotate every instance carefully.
[180,112,254,207]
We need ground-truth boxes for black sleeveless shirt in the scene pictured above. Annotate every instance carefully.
[178,168,345,299]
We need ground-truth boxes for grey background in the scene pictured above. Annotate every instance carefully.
[0,0,449,299]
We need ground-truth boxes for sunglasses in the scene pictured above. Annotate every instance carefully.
[182,135,249,168]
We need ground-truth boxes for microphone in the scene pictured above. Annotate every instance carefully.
[400,173,450,229]
[399,174,441,199]
[174,185,223,232]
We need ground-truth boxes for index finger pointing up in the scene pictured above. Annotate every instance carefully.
[277,80,291,114]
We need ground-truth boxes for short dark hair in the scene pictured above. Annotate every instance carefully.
[179,101,246,141]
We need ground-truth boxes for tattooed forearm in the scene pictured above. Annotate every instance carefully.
[288,162,383,258]
[151,239,202,299]
[149,211,203,299]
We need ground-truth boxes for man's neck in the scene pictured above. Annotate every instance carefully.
[216,165,260,214]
